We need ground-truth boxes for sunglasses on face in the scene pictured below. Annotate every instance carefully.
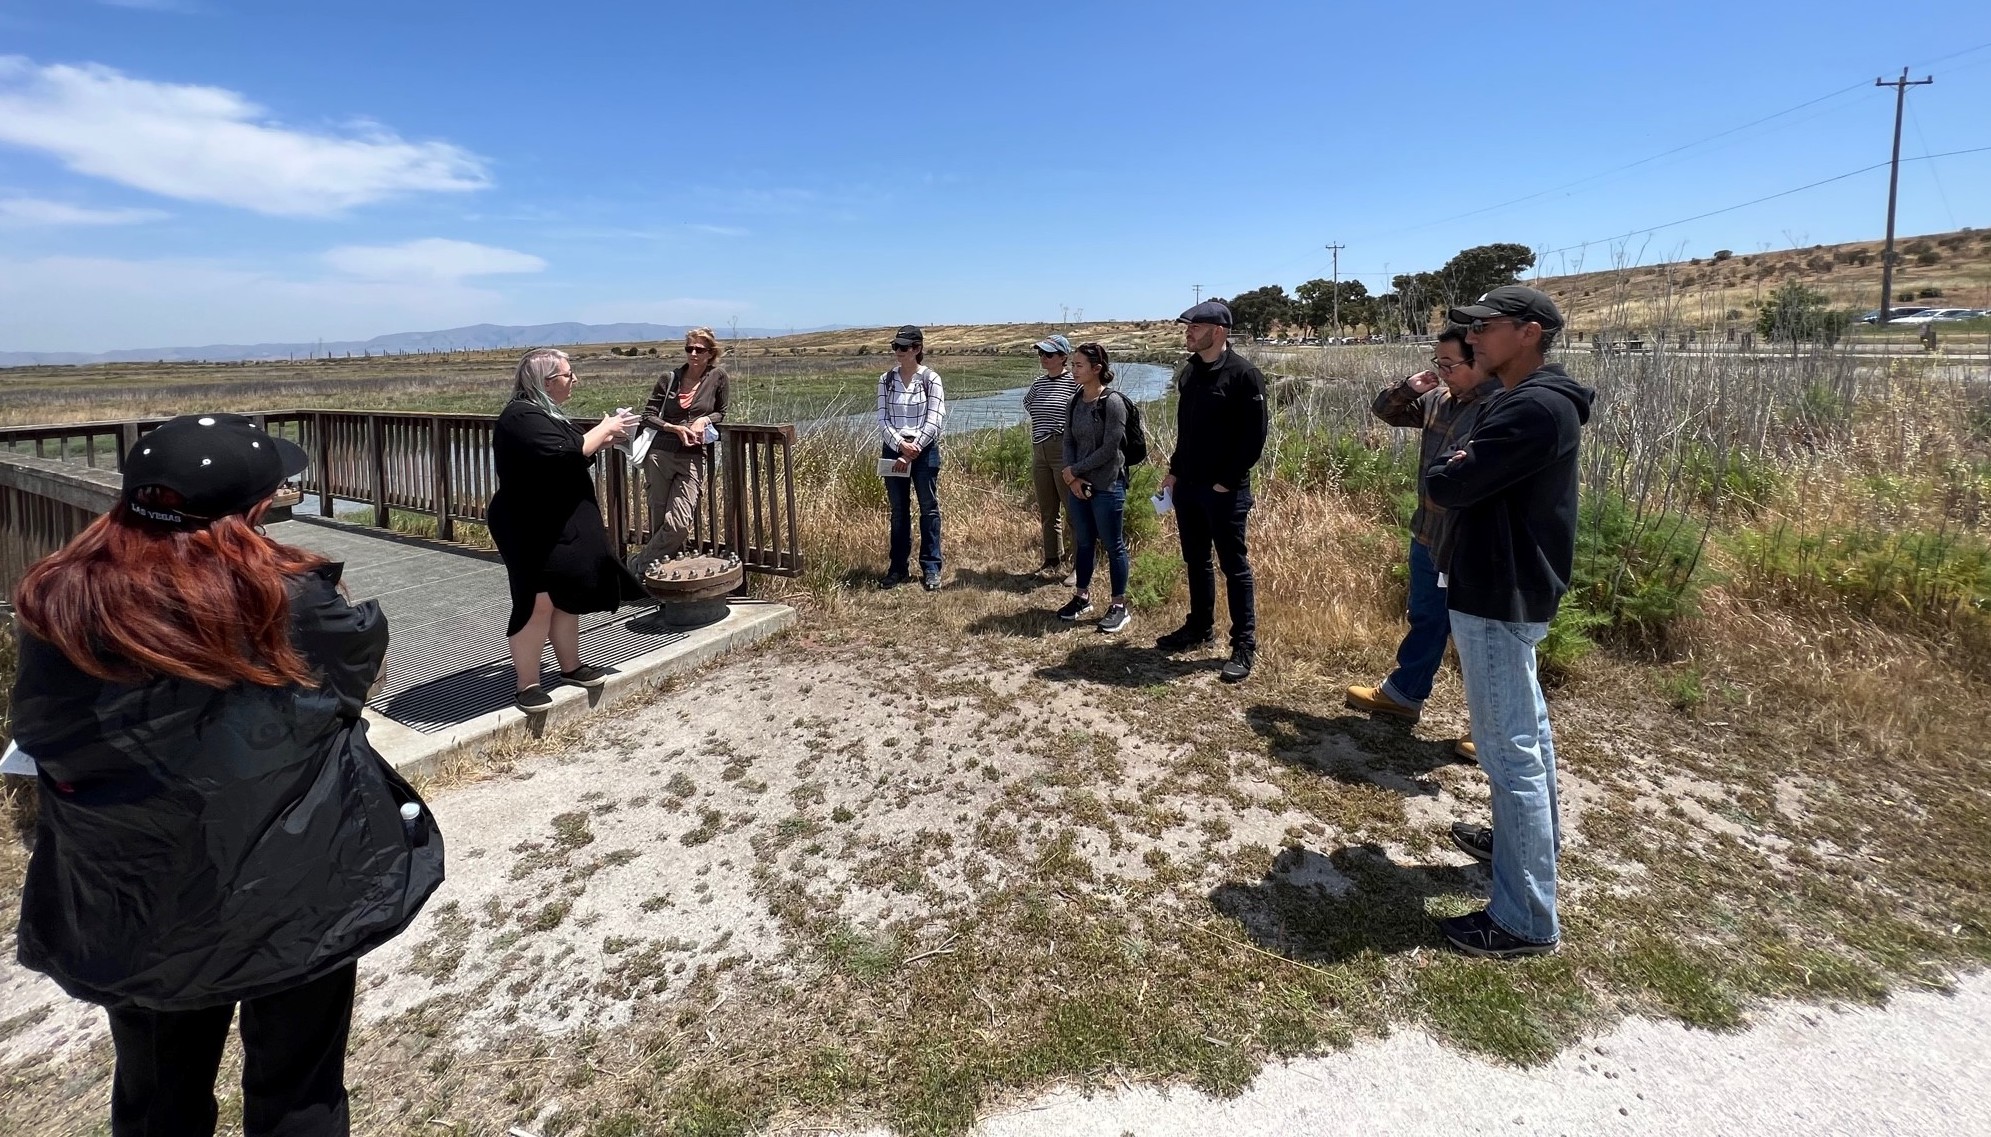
[685,345,711,355]
[892,344,917,352]
[1467,317,1529,335]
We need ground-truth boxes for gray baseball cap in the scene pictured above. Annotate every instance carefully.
[1033,334,1071,355]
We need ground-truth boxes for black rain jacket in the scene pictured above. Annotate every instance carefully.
[10,562,444,1012]
[1425,364,1596,624]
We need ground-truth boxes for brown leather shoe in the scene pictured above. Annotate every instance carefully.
[1454,737,1478,760]
[1345,683,1421,722]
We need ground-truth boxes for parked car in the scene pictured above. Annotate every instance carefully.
[1890,308,1979,325]
[1860,306,1932,324]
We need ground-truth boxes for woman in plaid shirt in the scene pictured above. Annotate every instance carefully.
[877,325,946,590]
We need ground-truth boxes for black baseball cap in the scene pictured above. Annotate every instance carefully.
[1448,286,1564,332]
[122,413,310,525]
[890,324,925,348]
[1176,300,1233,328]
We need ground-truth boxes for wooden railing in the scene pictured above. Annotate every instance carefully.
[0,452,123,600]
[0,410,803,578]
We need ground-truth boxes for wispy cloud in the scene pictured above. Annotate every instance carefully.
[0,196,167,226]
[0,56,490,216]
[323,238,545,282]
[687,223,750,237]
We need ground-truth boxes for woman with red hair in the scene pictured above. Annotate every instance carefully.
[8,413,444,1137]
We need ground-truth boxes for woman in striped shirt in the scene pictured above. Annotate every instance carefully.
[877,325,947,590]
[1022,334,1080,577]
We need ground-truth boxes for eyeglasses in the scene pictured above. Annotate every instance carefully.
[1432,358,1468,372]
[892,344,917,352]
[1037,350,1064,358]
[685,345,711,355]
[1466,317,1529,335]
[548,371,576,381]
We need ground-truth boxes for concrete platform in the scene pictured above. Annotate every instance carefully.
[267,517,796,779]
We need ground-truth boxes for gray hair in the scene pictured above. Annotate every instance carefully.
[513,348,571,420]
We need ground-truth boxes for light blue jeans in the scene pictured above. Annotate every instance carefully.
[1450,609,1562,944]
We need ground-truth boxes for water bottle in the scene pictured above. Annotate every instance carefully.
[400,801,429,847]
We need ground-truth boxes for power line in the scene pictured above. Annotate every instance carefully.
[1907,101,1958,231]
[1367,79,1877,241]
[1532,145,1990,260]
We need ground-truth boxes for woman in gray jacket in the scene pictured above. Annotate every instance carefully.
[1055,342,1132,633]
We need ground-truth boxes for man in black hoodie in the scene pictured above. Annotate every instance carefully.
[1156,300,1270,682]
[1424,285,1595,959]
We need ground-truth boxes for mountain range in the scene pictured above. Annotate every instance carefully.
[0,322,834,368]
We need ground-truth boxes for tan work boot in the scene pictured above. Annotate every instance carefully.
[1454,737,1478,760]
[1345,683,1421,722]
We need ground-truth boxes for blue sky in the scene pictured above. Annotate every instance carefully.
[0,0,1986,352]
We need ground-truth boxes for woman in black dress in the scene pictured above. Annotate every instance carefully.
[488,348,644,712]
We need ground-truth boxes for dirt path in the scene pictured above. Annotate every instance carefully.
[2,627,1984,1135]
[922,972,1991,1137]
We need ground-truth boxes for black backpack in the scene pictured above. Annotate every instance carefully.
[1114,390,1149,466]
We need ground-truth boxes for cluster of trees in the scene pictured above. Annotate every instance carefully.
[1224,243,1539,339]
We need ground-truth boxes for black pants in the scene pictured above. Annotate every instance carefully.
[106,963,356,1137]
[1174,480,1256,650]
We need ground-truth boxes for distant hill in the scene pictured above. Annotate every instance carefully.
[0,321,835,368]
[1534,227,1990,332]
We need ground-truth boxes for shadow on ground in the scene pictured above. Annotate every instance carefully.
[1246,703,1471,796]
[1033,641,1226,687]
[967,608,1088,638]
[1209,843,1484,963]
[950,566,1058,596]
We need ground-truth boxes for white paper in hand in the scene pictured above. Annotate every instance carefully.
[878,458,910,478]
[623,426,656,466]
[1151,485,1173,515]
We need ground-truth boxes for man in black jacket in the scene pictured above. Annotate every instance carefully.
[1424,286,1595,959]
[1156,300,1270,682]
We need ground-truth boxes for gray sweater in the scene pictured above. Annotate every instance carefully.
[1062,389,1127,487]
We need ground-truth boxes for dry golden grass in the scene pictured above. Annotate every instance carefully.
[1537,226,1991,334]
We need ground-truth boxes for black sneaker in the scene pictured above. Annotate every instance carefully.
[879,572,908,590]
[1056,595,1094,621]
[1449,822,1494,863]
[1436,909,1558,959]
[1220,647,1255,683]
[560,664,611,689]
[922,572,943,592]
[1097,602,1131,634]
[1155,624,1215,652]
[514,685,553,713]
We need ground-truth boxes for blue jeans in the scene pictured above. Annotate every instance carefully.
[1382,540,1449,707]
[1067,475,1129,598]
[884,444,941,576]
[1450,609,1562,945]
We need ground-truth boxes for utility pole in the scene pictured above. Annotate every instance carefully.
[1325,241,1345,340]
[1192,284,1202,305]
[1876,67,1933,327]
